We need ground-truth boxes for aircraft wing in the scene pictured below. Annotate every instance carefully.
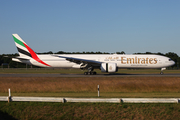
[52,55,102,65]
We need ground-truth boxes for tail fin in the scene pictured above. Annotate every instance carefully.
[12,34,33,58]
[12,34,51,67]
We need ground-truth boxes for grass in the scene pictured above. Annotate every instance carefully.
[0,69,180,119]
[0,76,180,98]
[0,102,180,120]
[0,68,84,74]
[1,92,180,98]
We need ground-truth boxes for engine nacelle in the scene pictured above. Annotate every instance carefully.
[100,63,118,73]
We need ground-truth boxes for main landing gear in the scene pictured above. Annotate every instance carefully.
[84,67,97,75]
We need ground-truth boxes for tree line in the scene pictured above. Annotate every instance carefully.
[0,51,179,69]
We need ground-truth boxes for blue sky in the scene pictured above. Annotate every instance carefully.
[0,0,180,55]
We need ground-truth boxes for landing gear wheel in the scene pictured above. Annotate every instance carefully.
[160,71,164,75]
[84,72,88,75]
[84,71,97,75]
[90,72,97,75]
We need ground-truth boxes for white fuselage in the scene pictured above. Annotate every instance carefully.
[13,54,175,69]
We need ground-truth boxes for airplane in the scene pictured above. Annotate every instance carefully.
[11,34,175,75]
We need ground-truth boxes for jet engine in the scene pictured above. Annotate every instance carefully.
[100,63,118,73]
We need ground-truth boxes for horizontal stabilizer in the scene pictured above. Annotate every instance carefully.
[4,56,30,60]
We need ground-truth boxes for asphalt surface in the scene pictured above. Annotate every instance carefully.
[0,73,180,77]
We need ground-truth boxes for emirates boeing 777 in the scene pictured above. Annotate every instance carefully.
[11,34,175,75]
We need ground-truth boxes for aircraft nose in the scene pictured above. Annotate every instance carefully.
[168,58,175,66]
[172,60,175,65]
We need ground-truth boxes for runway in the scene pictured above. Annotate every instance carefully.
[0,73,180,77]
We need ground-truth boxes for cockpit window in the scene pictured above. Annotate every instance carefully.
[169,59,173,61]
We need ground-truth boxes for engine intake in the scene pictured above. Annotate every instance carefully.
[100,63,118,73]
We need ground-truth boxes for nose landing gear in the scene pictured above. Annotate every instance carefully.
[160,68,166,75]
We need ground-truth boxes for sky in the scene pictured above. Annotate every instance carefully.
[0,0,180,55]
